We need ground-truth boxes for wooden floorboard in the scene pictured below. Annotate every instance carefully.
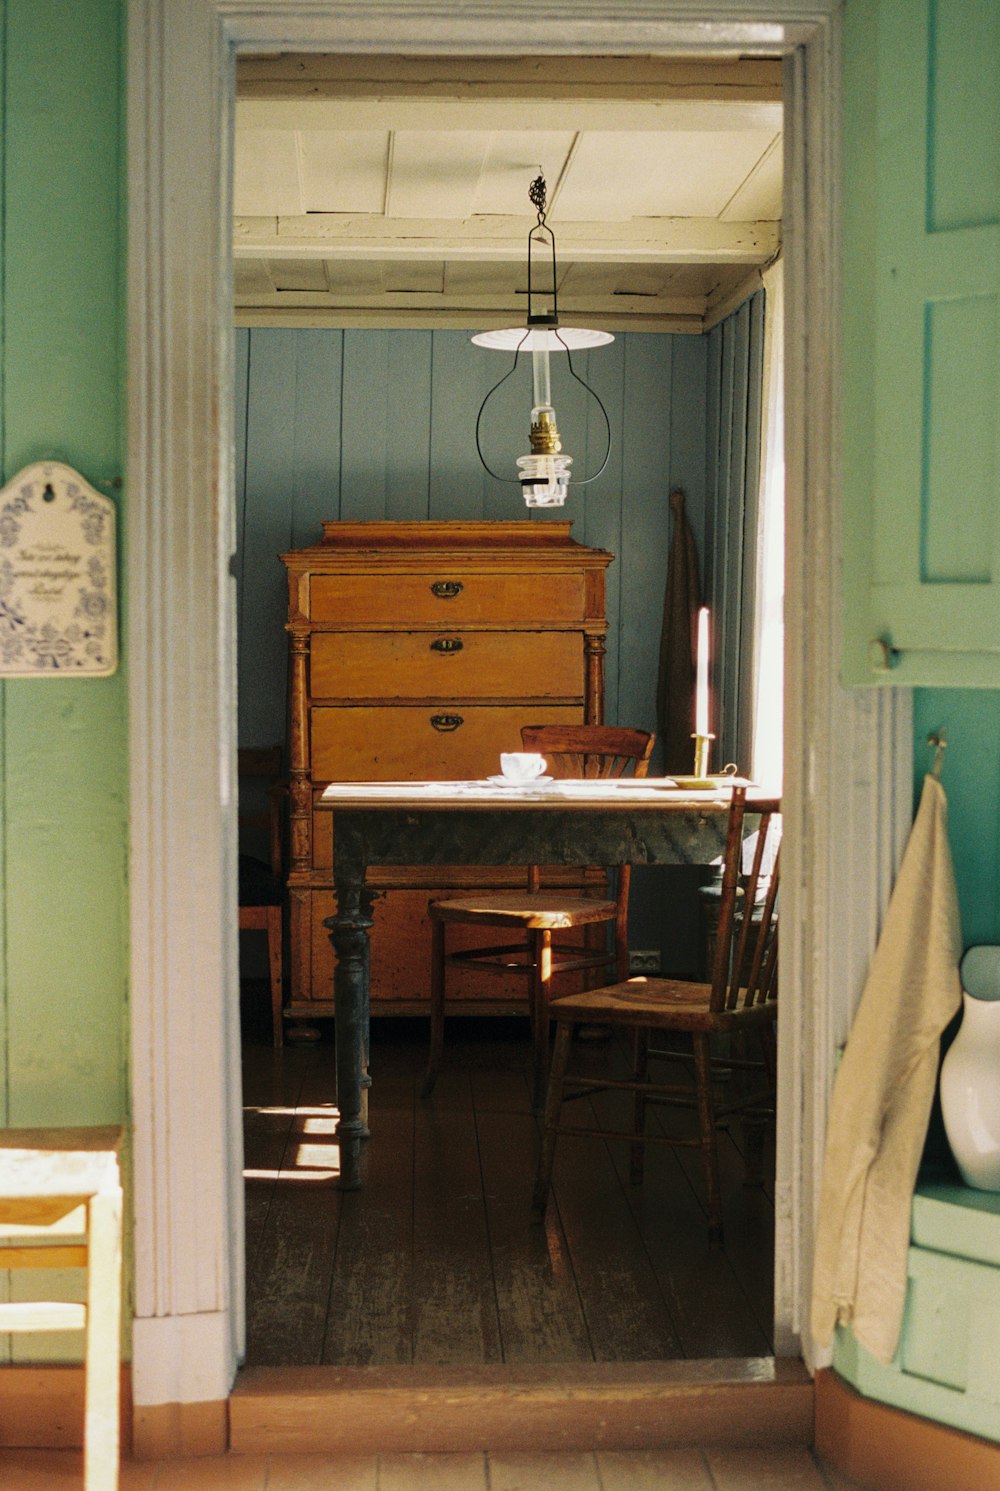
[411,1086,504,1365]
[573,1034,771,1359]
[241,1014,774,1368]
[475,1105,594,1364]
[340,1042,418,1365]
[321,1083,415,1366]
[549,1114,686,1362]
[244,1048,344,1366]
[242,1041,321,1284]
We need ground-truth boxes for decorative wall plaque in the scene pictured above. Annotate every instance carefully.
[0,461,118,676]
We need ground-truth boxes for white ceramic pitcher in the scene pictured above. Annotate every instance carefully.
[940,944,1000,1191]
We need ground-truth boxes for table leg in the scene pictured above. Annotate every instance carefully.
[360,886,376,1127]
[326,872,374,1191]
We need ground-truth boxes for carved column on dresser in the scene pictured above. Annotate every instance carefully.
[584,631,607,724]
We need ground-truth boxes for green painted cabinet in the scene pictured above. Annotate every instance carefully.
[842,0,1000,687]
[834,1180,1000,1443]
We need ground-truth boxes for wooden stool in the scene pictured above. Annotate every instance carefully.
[0,1126,124,1490]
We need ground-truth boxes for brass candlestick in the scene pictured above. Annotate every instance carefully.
[692,732,715,779]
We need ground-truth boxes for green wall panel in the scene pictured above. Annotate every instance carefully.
[0,0,126,1143]
[926,0,1000,234]
[842,0,1000,683]
[922,296,997,584]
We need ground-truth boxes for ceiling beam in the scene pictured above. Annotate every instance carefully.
[236,94,782,133]
[233,304,709,334]
[232,289,710,313]
[234,214,780,263]
[236,53,784,103]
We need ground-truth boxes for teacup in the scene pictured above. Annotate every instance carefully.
[500,751,547,783]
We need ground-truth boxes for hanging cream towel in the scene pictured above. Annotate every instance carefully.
[811,773,962,1364]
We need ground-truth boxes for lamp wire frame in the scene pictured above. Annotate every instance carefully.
[474,328,612,488]
[474,172,612,491]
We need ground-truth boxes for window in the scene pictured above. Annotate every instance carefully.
[751,259,785,793]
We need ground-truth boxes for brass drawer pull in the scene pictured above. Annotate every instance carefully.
[430,580,463,599]
[430,637,463,653]
[430,714,464,732]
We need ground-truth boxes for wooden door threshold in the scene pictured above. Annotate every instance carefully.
[230,1358,813,1455]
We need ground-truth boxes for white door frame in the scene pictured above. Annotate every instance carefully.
[127,0,912,1409]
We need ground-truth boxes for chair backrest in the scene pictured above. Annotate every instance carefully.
[709,787,781,1014]
[518,726,655,971]
[238,745,285,878]
[519,724,655,780]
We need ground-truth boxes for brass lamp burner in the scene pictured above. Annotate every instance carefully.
[530,408,562,455]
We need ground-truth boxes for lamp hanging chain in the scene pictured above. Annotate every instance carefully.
[473,171,612,491]
[528,173,547,219]
[527,175,558,329]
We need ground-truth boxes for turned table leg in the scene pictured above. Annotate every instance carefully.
[326,868,374,1191]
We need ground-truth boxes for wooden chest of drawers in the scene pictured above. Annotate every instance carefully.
[280,520,612,1021]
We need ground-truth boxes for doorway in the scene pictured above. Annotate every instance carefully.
[126,0,910,1420]
[237,279,778,1367]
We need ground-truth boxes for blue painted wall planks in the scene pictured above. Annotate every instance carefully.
[233,309,764,970]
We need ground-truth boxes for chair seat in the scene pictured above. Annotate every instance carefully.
[430,892,618,930]
[549,977,779,1031]
[238,852,282,907]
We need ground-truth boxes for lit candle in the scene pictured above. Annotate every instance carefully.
[695,606,710,738]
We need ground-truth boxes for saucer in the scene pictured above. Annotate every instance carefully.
[486,774,553,788]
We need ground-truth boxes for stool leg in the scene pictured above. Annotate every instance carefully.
[421,916,446,1098]
[84,1187,123,1491]
[532,1021,572,1219]
[630,1026,650,1185]
[530,929,552,1111]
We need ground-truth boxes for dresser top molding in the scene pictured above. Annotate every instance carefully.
[281,519,614,570]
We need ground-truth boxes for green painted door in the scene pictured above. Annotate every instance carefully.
[842,0,1000,686]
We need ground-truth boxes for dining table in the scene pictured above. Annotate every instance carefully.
[319,776,756,1189]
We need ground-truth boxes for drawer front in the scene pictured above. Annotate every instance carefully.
[311,704,580,782]
[309,569,586,625]
[310,629,584,700]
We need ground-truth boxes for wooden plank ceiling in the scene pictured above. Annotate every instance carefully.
[235,55,783,334]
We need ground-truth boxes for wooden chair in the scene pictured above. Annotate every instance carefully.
[0,1126,123,1491]
[422,724,655,1106]
[238,745,286,1047]
[532,787,780,1241]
